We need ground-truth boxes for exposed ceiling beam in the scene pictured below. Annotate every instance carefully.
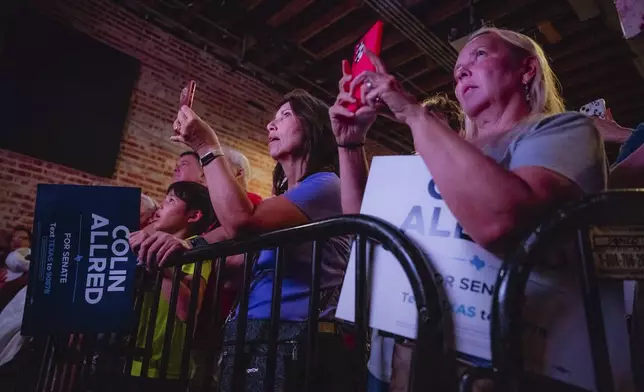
[553,44,627,75]
[548,29,616,61]
[475,0,540,22]
[424,0,470,26]
[429,0,539,48]
[570,87,643,112]
[314,19,375,59]
[405,61,435,80]
[381,29,408,51]
[365,0,457,71]
[611,102,644,119]
[267,0,316,28]
[242,0,266,11]
[567,77,635,106]
[537,21,562,44]
[493,0,569,33]
[565,0,601,21]
[293,1,360,43]
[600,89,644,108]
[414,71,453,94]
[395,55,436,78]
[551,15,601,40]
[384,41,424,68]
[561,61,629,88]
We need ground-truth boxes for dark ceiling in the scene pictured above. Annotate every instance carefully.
[114,0,644,157]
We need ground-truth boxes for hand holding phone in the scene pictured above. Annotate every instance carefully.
[347,21,384,113]
[580,98,607,119]
[180,80,197,109]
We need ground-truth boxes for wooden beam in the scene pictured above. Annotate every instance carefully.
[537,21,562,44]
[569,87,643,111]
[381,30,408,51]
[267,0,316,28]
[567,77,635,106]
[242,0,266,11]
[315,19,374,59]
[561,61,629,88]
[396,56,436,79]
[494,0,569,33]
[384,41,424,69]
[405,62,434,80]
[475,0,540,22]
[611,102,644,119]
[414,71,454,94]
[429,0,539,48]
[603,89,644,109]
[553,44,627,75]
[424,0,470,26]
[548,30,615,61]
[553,14,600,38]
[293,1,360,43]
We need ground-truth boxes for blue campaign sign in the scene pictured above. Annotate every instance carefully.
[23,184,141,335]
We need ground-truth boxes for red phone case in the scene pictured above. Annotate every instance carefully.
[180,80,197,108]
[347,21,384,112]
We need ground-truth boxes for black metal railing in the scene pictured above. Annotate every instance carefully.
[488,191,644,391]
[18,214,448,392]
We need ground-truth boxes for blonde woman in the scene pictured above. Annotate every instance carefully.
[331,27,615,390]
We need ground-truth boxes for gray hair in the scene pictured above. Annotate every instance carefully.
[140,194,159,214]
[223,147,252,189]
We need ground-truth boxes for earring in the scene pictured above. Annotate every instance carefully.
[524,82,531,104]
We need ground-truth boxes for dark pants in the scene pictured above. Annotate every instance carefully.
[218,320,360,392]
[124,376,185,392]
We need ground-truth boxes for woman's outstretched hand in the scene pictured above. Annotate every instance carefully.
[329,60,378,145]
[172,106,222,156]
[349,51,420,124]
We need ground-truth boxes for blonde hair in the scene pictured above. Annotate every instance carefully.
[421,93,463,132]
[462,27,566,139]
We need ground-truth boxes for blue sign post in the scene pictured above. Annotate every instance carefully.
[23,184,141,335]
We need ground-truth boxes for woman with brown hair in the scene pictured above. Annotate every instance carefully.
[133,89,355,391]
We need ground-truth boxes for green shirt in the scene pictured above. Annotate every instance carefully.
[131,258,212,379]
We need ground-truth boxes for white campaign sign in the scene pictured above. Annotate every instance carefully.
[336,155,634,391]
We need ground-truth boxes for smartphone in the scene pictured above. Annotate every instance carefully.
[347,21,384,113]
[579,98,607,119]
[180,80,197,108]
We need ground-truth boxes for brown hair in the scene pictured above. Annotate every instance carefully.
[271,89,338,195]
[421,93,464,132]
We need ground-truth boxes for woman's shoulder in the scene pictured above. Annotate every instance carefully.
[518,111,600,141]
[300,171,341,188]
[528,111,596,132]
[303,171,340,181]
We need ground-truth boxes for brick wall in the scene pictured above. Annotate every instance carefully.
[0,0,395,231]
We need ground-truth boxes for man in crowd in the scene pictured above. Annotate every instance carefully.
[8,227,30,253]
[173,151,203,183]
[174,148,261,204]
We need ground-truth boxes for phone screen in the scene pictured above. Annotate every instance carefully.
[180,80,197,108]
[347,21,384,113]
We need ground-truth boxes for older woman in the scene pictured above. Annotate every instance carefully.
[331,27,609,389]
[132,90,354,391]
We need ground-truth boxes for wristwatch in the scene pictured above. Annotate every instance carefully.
[188,236,209,249]
[200,148,224,167]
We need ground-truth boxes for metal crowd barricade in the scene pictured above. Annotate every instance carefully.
[466,191,644,392]
[18,214,447,392]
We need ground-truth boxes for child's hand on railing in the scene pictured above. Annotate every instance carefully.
[132,231,191,270]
